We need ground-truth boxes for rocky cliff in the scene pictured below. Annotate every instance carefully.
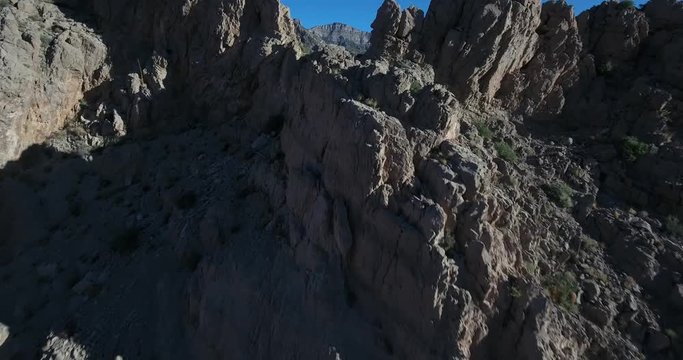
[0,0,682,359]
[306,23,371,54]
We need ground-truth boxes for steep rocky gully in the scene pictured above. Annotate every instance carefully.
[0,0,682,359]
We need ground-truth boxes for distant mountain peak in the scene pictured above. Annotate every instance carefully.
[300,22,371,55]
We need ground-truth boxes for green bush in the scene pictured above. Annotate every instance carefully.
[544,181,574,208]
[665,216,683,237]
[354,94,380,109]
[474,121,493,140]
[581,236,602,253]
[511,285,523,298]
[621,136,650,162]
[362,97,379,109]
[495,141,518,162]
[409,81,422,95]
[586,267,609,284]
[544,271,579,311]
[619,0,635,9]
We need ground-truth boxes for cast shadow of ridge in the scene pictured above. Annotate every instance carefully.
[0,117,385,359]
[0,135,199,359]
[0,107,272,358]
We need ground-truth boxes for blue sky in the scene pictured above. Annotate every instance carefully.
[282,0,647,31]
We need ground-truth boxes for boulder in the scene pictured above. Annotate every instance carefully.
[0,323,8,348]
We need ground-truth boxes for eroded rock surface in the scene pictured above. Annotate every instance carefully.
[0,0,682,359]
[0,0,108,165]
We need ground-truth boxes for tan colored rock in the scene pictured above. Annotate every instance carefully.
[423,0,541,102]
[577,2,649,68]
[1,1,682,360]
[40,333,88,360]
[368,0,542,105]
[497,0,582,117]
[0,1,108,166]
[0,322,8,348]
[367,0,424,60]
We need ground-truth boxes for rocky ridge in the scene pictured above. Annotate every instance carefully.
[0,0,682,359]
[306,22,370,54]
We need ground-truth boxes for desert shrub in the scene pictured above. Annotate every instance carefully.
[619,0,635,9]
[474,121,493,140]
[621,136,650,162]
[544,271,579,311]
[495,141,518,162]
[439,232,457,258]
[665,216,683,237]
[354,94,380,109]
[409,81,422,94]
[544,181,574,208]
[511,285,523,298]
[597,61,613,76]
[581,236,602,253]
[111,227,141,255]
[586,267,609,284]
[623,275,638,290]
[569,165,588,180]
[362,97,379,109]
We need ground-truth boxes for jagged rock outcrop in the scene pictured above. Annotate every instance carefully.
[421,0,541,103]
[0,0,302,168]
[642,0,683,90]
[1,0,682,359]
[79,0,302,125]
[0,0,108,165]
[555,0,683,221]
[366,0,424,61]
[577,2,649,70]
[496,0,582,118]
[366,0,585,118]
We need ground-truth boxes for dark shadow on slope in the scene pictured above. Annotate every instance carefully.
[0,136,198,359]
[0,118,392,359]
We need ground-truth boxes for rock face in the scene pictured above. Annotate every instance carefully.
[307,23,370,54]
[0,322,8,348]
[577,2,649,69]
[497,0,582,118]
[557,0,683,219]
[367,0,542,105]
[366,0,424,61]
[1,0,302,168]
[0,0,682,359]
[0,1,108,165]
